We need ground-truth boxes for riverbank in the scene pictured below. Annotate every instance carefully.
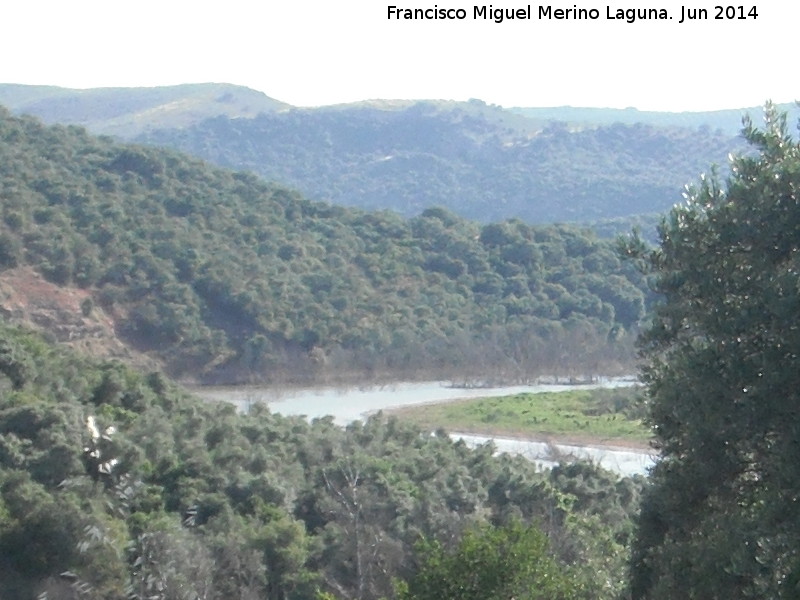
[385,386,652,450]
[192,378,657,476]
[190,378,639,425]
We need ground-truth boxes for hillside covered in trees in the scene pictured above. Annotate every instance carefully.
[4,78,800,599]
[1,84,744,224]
[0,107,648,384]
[0,322,643,599]
[136,101,741,223]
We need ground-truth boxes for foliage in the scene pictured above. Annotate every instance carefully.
[136,101,742,224]
[627,105,800,598]
[391,386,650,445]
[0,107,648,384]
[0,86,743,222]
[0,322,643,599]
[395,521,580,600]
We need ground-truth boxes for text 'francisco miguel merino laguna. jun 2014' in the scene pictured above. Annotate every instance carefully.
[387,4,759,24]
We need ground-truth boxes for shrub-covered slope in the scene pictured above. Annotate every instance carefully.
[0,107,647,383]
[0,322,643,599]
[2,84,742,224]
[136,101,741,223]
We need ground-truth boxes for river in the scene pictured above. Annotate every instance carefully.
[193,378,658,477]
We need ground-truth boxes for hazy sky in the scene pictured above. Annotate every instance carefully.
[3,0,796,111]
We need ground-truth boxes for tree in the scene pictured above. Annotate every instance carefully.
[395,521,580,600]
[627,105,800,598]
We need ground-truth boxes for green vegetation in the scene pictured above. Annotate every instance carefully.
[136,100,741,224]
[0,321,643,599]
[626,105,800,598]
[3,86,746,225]
[395,521,581,600]
[391,386,651,446]
[11,82,800,598]
[0,106,648,383]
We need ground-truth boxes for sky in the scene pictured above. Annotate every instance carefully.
[2,0,797,112]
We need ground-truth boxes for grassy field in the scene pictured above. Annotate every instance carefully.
[389,386,653,448]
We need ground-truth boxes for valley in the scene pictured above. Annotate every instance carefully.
[0,84,796,599]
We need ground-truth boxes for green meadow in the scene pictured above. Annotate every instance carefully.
[391,386,652,447]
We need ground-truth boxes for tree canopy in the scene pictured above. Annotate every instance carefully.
[0,106,648,384]
[628,105,800,598]
[395,521,580,600]
[137,102,740,224]
[0,321,643,599]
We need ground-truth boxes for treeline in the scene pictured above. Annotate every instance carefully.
[0,107,648,383]
[136,100,741,223]
[509,103,800,137]
[0,322,643,599]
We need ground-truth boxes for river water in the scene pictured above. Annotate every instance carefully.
[193,378,658,477]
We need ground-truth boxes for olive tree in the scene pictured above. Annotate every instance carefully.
[628,105,800,598]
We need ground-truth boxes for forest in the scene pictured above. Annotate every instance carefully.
[2,92,800,599]
[0,322,643,599]
[0,106,648,384]
[0,84,744,224]
[135,101,741,224]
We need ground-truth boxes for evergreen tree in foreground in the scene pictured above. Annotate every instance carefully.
[629,105,800,598]
[395,522,580,600]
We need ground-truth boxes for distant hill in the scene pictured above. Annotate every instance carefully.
[0,82,289,137]
[137,102,744,223]
[0,83,749,224]
[509,103,800,137]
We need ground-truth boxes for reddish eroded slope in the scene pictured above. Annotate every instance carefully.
[0,267,156,369]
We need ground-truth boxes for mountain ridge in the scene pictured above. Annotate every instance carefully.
[2,82,788,137]
[0,82,290,136]
[0,83,759,224]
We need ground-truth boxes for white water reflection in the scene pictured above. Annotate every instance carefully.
[193,377,657,477]
[454,433,657,478]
